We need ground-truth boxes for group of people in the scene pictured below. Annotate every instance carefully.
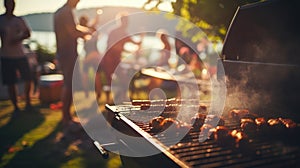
[0,0,204,131]
[0,0,141,130]
[0,0,139,130]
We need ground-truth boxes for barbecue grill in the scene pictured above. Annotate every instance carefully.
[105,103,300,168]
[94,0,300,167]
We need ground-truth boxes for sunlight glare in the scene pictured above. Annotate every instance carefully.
[0,0,173,16]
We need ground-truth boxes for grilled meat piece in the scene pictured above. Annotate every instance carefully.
[266,118,285,136]
[191,113,206,130]
[279,118,297,129]
[267,118,284,128]
[255,117,266,126]
[149,116,165,132]
[278,118,299,139]
[230,129,255,155]
[240,118,256,134]
[199,124,214,142]
[255,117,268,133]
[212,126,236,147]
[204,114,225,126]
[161,118,179,132]
[229,109,250,120]
[231,129,249,145]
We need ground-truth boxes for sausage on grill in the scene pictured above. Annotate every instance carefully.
[198,124,214,142]
[161,118,180,132]
[149,116,165,132]
[205,114,225,126]
[191,113,206,130]
[255,117,268,133]
[212,126,235,147]
[240,118,256,135]
[229,109,250,120]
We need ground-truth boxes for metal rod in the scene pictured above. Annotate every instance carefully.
[94,141,109,159]
[223,59,299,67]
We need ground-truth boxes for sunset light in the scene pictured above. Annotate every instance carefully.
[1,0,299,168]
[0,0,173,16]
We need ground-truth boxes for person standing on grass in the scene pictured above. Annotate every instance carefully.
[78,14,102,99]
[99,12,142,103]
[54,0,94,128]
[0,0,33,115]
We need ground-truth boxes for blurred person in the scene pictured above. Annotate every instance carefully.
[148,29,178,98]
[156,29,171,66]
[0,0,33,115]
[54,0,93,128]
[99,12,141,103]
[78,14,102,99]
[23,43,39,96]
[174,31,196,67]
[174,34,203,78]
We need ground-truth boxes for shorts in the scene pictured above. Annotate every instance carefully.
[1,57,32,85]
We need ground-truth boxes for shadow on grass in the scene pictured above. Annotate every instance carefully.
[0,108,45,157]
[4,121,118,168]
[2,110,120,168]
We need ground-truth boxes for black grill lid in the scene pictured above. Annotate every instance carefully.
[219,0,300,121]
[222,0,300,65]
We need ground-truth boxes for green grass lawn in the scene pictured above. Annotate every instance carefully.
[0,95,122,168]
[0,76,209,168]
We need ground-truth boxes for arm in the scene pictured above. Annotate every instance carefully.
[66,20,91,39]
[10,17,31,44]
[19,18,31,40]
[64,10,93,39]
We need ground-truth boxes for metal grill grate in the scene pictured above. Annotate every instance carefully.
[107,104,300,167]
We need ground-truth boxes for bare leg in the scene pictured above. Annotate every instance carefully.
[61,86,73,125]
[61,85,83,133]
[95,72,102,101]
[105,91,110,103]
[24,81,32,106]
[8,84,19,110]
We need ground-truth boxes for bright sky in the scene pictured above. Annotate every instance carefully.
[0,0,174,16]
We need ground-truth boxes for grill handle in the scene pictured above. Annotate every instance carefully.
[93,141,109,159]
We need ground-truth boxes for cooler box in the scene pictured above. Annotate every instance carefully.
[39,74,63,103]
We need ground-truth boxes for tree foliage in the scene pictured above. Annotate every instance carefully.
[35,44,56,64]
[144,0,262,41]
